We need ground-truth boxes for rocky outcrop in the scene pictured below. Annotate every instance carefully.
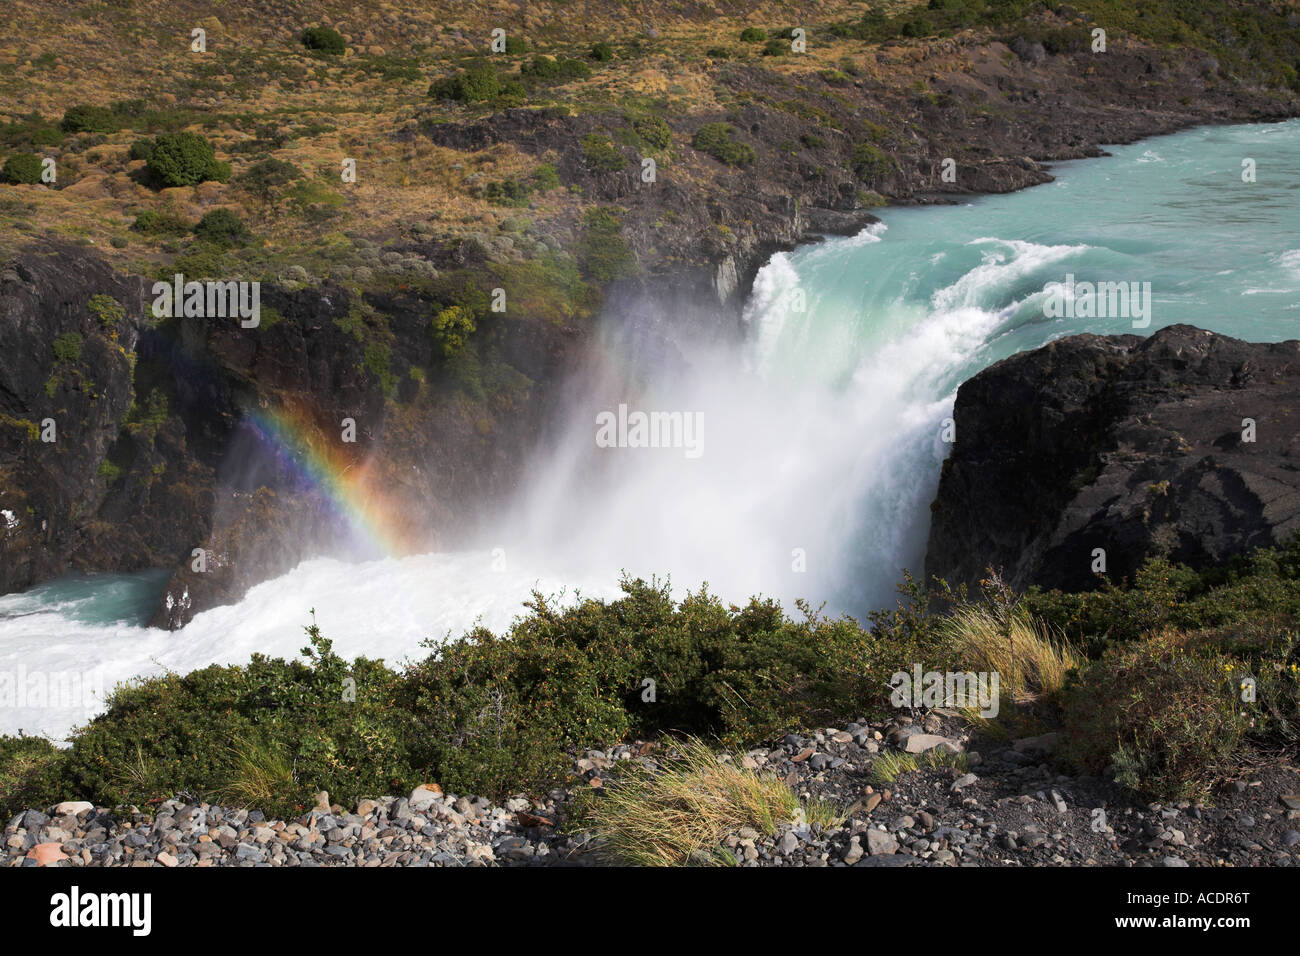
[926,325,1300,594]
[0,243,581,627]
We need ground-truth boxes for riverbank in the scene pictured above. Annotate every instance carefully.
[4,530,1300,865]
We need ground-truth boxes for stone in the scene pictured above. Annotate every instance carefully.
[51,801,93,817]
[408,785,442,810]
[843,837,864,864]
[1012,733,1060,755]
[951,773,978,791]
[865,829,899,856]
[25,843,67,866]
[903,734,951,754]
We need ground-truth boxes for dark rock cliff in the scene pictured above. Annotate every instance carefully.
[926,325,1300,594]
[0,242,580,626]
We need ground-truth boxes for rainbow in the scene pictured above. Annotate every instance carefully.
[241,400,418,559]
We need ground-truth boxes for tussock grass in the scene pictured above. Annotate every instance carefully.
[215,738,295,810]
[577,737,844,866]
[868,747,968,787]
[939,604,1084,714]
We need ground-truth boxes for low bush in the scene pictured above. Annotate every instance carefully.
[632,115,672,151]
[300,26,346,55]
[146,132,230,188]
[692,123,755,166]
[130,208,190,236]
[60,104,120,134]
[851,142,892,185]
[1060,628,1248,800]
[1,153,43,185]
[581,133,627,172]
[193,208,251,247]
[429,58,501,103]
[431,303,477,357]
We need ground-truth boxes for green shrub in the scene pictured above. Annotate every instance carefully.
[1060,628,1247,800]
[429,58,501,103]
[193,208,251,247]
[146,132,229,188]
[53,331,83,362]
[522,55,592,81]
[532,162,561,191]
[632,115,672,150]
[504,35,528,55]
[522,55,560,79]
[1022,542,1300,653]
[128,138,154,161]
[300,26,346,55]
[130,208,190,235]
[235,158,301,203]
[431,303,477,356]
[705,46,731,59]
[0,735,65,815]
[363,341,397,396]
[740,27,767,42]
[581,134,627,172]
[42,624,414,818]
[851,142,892,184]
[60,104,120,134]
[1,153,43,185]
[30,127,63,147]
[577,207,636,283]
[762,38,788,56]
[691,123,755,166]
[88,294,125,330]
[590,41,615,61]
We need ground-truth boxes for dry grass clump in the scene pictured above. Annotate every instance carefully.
[577,737,843,866]
[939,603,1084,710]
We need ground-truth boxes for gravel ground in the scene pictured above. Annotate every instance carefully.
[8,714,1300,867]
